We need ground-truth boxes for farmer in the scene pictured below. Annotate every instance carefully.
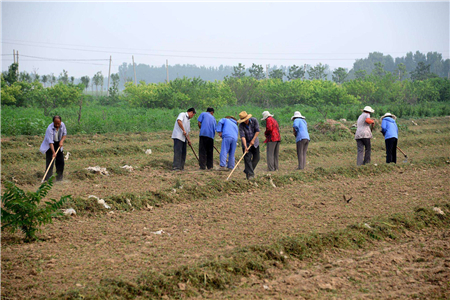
[237,111,260,180]
[39,115,67,181]
[197,107,216,170]
[355,106,375,166]
[261,111,280,171]
[292,111,310,170]
[216,116,238,170]
[381,113,398,164]
[172,107,196,171]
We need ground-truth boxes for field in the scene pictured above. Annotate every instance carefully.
[1,116,450,299]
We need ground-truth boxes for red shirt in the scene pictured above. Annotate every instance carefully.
[264,116,281,143]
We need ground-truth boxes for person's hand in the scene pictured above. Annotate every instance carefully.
[59,141,64,148]
[249,140,254,147]
[188,140,192,146]
[52,152,57,158]
[183,130,187,136]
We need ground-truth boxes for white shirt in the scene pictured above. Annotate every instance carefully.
[171,112,191,142]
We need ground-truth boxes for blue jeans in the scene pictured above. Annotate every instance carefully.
[220,137,237,169]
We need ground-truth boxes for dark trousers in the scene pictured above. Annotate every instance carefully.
[296,139,309,170]
[199,136,214,169]
[243,145,260,178]
[45,141,64,181]
[173,138,187,170]
[356,138,371,166]
[385,138,398,164]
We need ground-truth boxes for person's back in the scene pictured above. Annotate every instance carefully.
[198,112,216,139]
[220,118,238,140]
[381,117,398,139]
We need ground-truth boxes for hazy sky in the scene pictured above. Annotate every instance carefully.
[2,1,449,77]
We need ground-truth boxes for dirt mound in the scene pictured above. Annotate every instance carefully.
[314,119,353,135]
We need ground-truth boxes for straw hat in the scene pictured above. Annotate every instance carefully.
[381,112,396,120]
[362,106,375,113]
[237,111,252,123]
[291,111,305,120]
[261,111,274,121]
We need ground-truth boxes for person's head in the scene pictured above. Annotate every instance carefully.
[237,111,252,124]
[187,107,196,119]
[291,111,305,121]
[362,106,375,114]
[206,107,215,115]
[53,115,62,129]
[225,116,237,121]
[261,111,273,121]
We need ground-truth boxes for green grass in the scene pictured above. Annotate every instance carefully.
[2,101,450,136]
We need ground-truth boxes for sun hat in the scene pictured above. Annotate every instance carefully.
[362,106,375,113]
[237,111,252,123]
[291,111,305,120]
[381,112,396,120]
[261,111,274,121]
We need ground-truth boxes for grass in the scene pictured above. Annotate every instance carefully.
[2,101,450,136]
[58,202,450,299]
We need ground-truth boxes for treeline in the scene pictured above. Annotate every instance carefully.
[3,51,449,92]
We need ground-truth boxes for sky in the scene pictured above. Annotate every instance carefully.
[1,1,449,78]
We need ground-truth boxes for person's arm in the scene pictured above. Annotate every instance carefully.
[249,132,259,148]
[241,137,248,151]
[265,118,273,137]
[293,127,297,137]
[59,135,66,147]
[198,121,202,129]
[177,119,187,136]
[381,120,386,136]
[365,117,375,130]
[49,143,56,158]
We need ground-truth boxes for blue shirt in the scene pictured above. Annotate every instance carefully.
[197,112,216,139]
[40,122,67,154]
[293,118,310,142]
[381,117,398,140]
[217,118,238,140]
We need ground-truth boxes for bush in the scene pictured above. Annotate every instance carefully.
[1,177,71,241]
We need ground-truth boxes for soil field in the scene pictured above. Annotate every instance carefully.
[1,116,450,299]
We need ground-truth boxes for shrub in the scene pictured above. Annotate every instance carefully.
[1,177,71,241]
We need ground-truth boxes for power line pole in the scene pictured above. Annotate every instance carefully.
[166,59,169,83]
[266,64,269,79]
[132,55,137,86]
[13,49,16,64]
[17,50,19,79]
[107,55,112,96]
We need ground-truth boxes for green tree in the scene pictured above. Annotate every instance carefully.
[231,63,246,78]
[287,65,305,81]
[269,68,284,80]
[19,71,32,83]
[411,62,437,81]
[307,63,327,80]
[58,70,69,85]
[70,76,75,85]
[332,67,348,84]
[80,76,90,91]
[248,63,265,80]
[394,63,408,81]
[49,73,56,87]
[42,75,48,87]
[107,73,120,104]
[372,62,386,78]
[355,70,367,80]
[3,63,19,85]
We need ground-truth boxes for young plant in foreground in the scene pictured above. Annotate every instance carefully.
[1,177,71,241]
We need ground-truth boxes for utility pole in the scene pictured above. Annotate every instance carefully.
[132,55,137,86]
[17,50,19,79]
[266,64,269,79]
[13,49,16,64]
[107,55,112,96]
[166,59,169,83]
